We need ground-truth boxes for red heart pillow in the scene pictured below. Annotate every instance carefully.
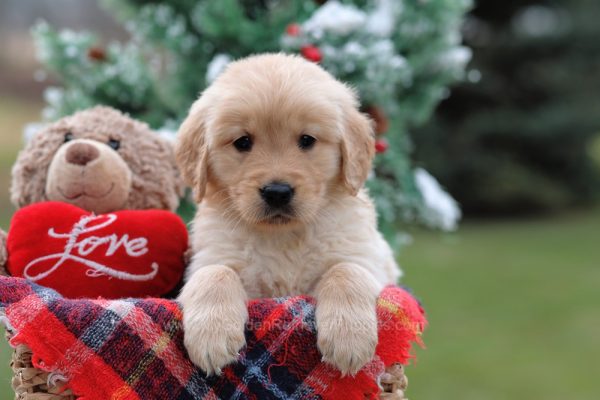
[6,202,188,299]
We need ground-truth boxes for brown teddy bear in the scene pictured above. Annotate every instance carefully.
[0,106,187,298]
[11,105,183,213]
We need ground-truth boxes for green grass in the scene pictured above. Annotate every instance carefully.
[401,209,600,400]
[0,97,598,398]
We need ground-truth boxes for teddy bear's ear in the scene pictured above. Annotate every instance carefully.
[11,124,63,208]
[175,99,210,203]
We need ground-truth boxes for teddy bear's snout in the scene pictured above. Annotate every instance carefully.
[65,142,100,166]
[45,138,133,214]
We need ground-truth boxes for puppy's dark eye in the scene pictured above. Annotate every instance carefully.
[298,134,316,150]
[64,132,74,143]
[107,138,121,151]
[233,135,253,152]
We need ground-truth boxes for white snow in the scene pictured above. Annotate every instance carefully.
[439,46,472,70]
[206,53,232,83]
[22,122,46,144]
[415,168,461,231]
[366,0,401,37]
[302,0,367,36]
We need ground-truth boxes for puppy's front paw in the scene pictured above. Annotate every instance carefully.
[316,304,378,376]
[183,305,247,375]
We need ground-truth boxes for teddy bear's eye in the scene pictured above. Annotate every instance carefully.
[233,135,253,152]
[107,138,121,151]
[64,132,74,143]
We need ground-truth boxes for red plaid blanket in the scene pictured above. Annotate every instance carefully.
[0,276,426,400]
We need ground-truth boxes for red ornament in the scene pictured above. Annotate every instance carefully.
[375,139,389,154]
[286,23,301,36]
[301,45,322,63]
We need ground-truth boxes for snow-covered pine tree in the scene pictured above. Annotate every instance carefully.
[413,0,600,215]
[32,0,471,246]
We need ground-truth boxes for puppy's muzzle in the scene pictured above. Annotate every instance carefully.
[260,182,294,209]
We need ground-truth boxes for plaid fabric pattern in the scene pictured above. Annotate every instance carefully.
[0,276,426,400]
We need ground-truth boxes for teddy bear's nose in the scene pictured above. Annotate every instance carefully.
[66,142,100,166]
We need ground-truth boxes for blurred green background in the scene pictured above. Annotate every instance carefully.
[0,1,599,399]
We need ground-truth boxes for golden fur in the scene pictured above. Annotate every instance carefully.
[176,54,401,376]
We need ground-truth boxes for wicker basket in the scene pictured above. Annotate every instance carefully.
[10,342,75,400]
[8,341,409,400]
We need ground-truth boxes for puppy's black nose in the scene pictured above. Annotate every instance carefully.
[260,182,294,208]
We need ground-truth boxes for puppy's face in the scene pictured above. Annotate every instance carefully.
[207,86,344,227]
[176,54,374,229]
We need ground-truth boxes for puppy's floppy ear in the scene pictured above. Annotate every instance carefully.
[175,100,210,203]
[340,108,375,196]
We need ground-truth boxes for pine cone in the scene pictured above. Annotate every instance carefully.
[87,46,107,62]
[365,106,389,136]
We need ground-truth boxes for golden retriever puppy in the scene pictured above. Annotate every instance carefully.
[176,53,400,376]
